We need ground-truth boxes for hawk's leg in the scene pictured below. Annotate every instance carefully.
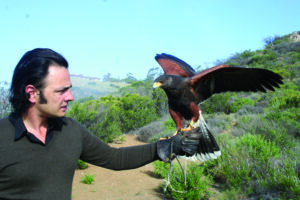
[181,102,200,131]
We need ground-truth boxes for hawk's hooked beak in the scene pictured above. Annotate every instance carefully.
[153,82,162,88]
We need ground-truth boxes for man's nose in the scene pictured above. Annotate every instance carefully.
[65,90,74,102]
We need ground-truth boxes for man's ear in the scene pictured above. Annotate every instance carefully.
[25,85,38,103]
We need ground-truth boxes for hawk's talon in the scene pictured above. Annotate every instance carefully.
[181,127,192,132]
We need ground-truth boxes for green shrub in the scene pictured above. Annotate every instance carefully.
[90,100,122,143]
[266,107,300,137]
[259,158,300,199]
[285,51,300,64]
[268,89,300,109]
[183,163,213,200]
[206,113,236,134]
[200,92,234,114]
[77,160,88,170]
[201,94,257,114]
[218,188,247,200]
[249,51,278,66]
[274,40,300,54]
[153,161,213,200]
[230,98,255,113]
[119,94,158,131]
[237,133,280,161]
[81,174,95,184]
[163,119,176,132]
[66,100,98,129]
[153,160,169,178]
[233,114,293,147]
[284,92,300,108]
[204,132,299,199]
[67,94,159,143]
[215,140,252,187]
[225,50,255,66]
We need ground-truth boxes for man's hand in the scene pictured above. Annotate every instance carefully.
[157,128,201,163]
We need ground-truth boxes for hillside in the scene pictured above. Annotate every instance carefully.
[70,75,129,100]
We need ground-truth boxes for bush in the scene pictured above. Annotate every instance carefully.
[225,50,255,66]
[230,98,255,113]
[232,113,293,148]
[77,160,88,170]
[206,113,235,135]
[274,41,300,54]
[268,89,300,109]
[134,115,176,142]
[153,160,169,179]
[81,174,95,184]
[266,107,300,137]
[67,94,159,143]
[135,120,165,142]
[249,51,278,66]
[66,100,98,128]
[203,132,299,199]
[119,94,158,131]
[259,158,300,199]
[238,133,280,161]
[91,100,123,143]
[153,161,213,200]
[200,92,233,114]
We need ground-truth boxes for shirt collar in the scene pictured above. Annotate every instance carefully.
[9,114,27,140]
[9,113,65,142]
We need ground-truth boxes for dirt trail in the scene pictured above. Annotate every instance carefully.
[72,135,169,200]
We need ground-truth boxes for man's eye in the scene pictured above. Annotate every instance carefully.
[58,89,67,93]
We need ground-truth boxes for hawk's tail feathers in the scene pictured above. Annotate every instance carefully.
[185,112,221,162]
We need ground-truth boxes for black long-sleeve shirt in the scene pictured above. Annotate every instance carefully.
[0,115,158,200]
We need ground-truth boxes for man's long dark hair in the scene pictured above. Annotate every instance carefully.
[9,48,69,115]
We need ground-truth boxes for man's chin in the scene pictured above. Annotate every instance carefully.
[58,112,67,117]
[49,112,66,118]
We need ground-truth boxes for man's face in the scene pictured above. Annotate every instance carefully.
[36,65,74,118]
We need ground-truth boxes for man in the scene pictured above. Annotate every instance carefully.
[0,48,200,199]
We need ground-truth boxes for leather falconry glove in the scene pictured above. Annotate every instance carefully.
[157,128,200,163]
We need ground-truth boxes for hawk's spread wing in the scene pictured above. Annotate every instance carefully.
[190,64,283,102]
[155,53,196,77]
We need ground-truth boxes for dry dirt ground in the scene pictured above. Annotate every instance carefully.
[72,134,170,200]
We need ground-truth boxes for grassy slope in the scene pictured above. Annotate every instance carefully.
[70,76,128,100]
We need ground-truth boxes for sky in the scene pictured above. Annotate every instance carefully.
[0,0,299,82]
